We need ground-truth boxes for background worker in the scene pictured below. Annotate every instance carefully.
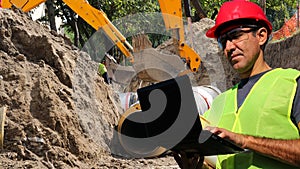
[199,0,300,168]
[98,60,110,84]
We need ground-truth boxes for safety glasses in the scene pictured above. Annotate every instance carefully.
[217,27,258,50]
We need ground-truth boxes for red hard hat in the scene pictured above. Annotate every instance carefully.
[206,0,272,38]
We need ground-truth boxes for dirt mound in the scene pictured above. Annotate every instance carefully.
[0,8,179,168]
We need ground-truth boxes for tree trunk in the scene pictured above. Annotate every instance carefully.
[58,1,79,47]
[46,0,57,31]
[72,14,79,47]
[297,0,299,29]
[260,0,266,14]
[190,0,207,19]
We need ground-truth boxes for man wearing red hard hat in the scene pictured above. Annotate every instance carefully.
[201,0,300,168]
[173,0,300,168]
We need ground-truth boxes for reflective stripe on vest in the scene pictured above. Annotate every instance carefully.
[204,68,300,169]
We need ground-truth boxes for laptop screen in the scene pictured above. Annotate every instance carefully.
[137,75,202,149]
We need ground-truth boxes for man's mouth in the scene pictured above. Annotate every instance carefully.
[229,53,241,61]
[228,54,241,65]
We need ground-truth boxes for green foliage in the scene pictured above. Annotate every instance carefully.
[92,0,160,20]
[199,0,223,19]
[59,0,161,48]
[63,26,75,43]
[198,0,298,31]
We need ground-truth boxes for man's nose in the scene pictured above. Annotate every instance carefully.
[225,40,237,50]
[224,41,236,59]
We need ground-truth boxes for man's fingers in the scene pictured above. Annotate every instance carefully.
[205,126,221,134]
[217,132,226,138]
[204,126,216,132]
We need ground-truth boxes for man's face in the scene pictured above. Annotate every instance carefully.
[218,26,261,74]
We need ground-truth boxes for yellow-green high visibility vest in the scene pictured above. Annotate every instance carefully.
[204,68,300,169]
[98,63,107,76]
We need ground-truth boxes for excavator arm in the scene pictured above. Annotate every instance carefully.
[158,0,201,72]
[62,0,134,61]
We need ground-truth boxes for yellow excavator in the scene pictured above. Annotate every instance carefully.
[1,0,202,82]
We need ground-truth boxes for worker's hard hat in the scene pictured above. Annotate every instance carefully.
[206,0,272,38]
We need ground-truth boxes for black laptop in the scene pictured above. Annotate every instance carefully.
[123,75,244,156]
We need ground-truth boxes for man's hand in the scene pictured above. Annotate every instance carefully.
[205,126,300,167]
[172,151,204,169]
[205,126,247,148]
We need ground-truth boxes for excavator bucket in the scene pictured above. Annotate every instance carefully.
[105,35,188,84]
[131,34,187,82]
[133,48,186,82]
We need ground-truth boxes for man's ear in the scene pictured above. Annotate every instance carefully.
[257,27,268,45]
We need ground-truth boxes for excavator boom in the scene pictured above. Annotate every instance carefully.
[1,0,46,12]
